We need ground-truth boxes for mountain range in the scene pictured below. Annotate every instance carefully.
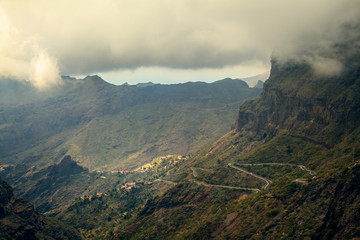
[40,32,360,239]
[102,33,360,239]
[0,29,360,239]
[0,77,261,171]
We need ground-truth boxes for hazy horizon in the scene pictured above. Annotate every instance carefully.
[1,0,359,89]
[75,68,270,87]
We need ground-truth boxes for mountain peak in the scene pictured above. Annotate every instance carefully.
[49,155,87,178]
[136,82,157,87]
[83,75,108,85]
[214,78,249,88]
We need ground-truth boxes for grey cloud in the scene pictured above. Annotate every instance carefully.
[0,0,359,81]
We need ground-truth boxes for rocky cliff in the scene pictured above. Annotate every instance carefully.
[0,177,80,239]
[109,32,360,239]
[236,39,360,147]
[0,156,89,213]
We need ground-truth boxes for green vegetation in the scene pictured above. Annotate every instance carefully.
[56,186,155,239]
[2,34,360,239]
[192,166,263,189]
[0,178,81,239]
[109,127,360,239]
[236,133,324,165]
[100,40,360,239]
[48,129,360,239]
[0,77,261,170]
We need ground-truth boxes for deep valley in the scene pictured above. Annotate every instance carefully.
[1,2,360,239]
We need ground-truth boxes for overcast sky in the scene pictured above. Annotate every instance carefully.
[0,0,359,88]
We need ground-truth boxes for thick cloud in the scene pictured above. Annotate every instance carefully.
[0,6,61,89]
[0,0,359,86]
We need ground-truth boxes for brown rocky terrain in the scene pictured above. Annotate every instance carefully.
[0,177,81,239]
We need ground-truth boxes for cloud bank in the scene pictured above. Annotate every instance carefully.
[0,0,359,87]
[0,7,61,89]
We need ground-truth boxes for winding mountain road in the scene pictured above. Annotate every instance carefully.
[235,163,316,176]
[228,163,272,189]
[190,167,198,177]
[188,166,260,192]
[155,162,315,192]
[188,179,260,192]
[229,163,316,189]
[154,179,177,185]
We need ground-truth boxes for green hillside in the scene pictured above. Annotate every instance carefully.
[0,77,261,170]
[0,177,81,239]
[1,27,359,240]
[50,34,360,239]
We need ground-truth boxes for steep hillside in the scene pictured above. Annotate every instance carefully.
[102,35,360,239]
[0,156,90,213]
[0,177,81,239]
[1,155,134,214]
[0,77,261,170]
[236,58,360,147]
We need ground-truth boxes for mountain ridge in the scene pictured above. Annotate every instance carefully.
[0,76,261,170]
[102,37,360,239]
[0,177,81,239]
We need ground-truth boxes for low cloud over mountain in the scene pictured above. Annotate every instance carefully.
[0,0,359,88]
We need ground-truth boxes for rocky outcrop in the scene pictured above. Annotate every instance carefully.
[48,155,87,178]
[0,178,81,239]
[236,45,360,147]
[0,156,90,214]
[20,156,89,213]
[313,164,360,240]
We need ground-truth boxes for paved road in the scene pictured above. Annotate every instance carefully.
[154,179,177,185]
[228,163,272,189]
[154,178,260,192]
[293,179,309,184]
[191,167,198,177]
[155,162,315,192]
[297,165,316,176]
[236,163,316,176]
[188,179,260,192]
[229,162,316,189]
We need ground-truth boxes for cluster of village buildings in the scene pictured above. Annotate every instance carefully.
[137,155,187,172]
[119,180,153,191]
[82,155,187,201]
[80,180,153,201]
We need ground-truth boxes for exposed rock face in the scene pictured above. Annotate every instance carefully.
[0,179,13,206]
[47,155,87,178]
[236,45,360,147]
[313,164,360,240]
[0,178,81,239]
[102,29,360,240]
[0,156,89,214]
[20,156,89,213]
